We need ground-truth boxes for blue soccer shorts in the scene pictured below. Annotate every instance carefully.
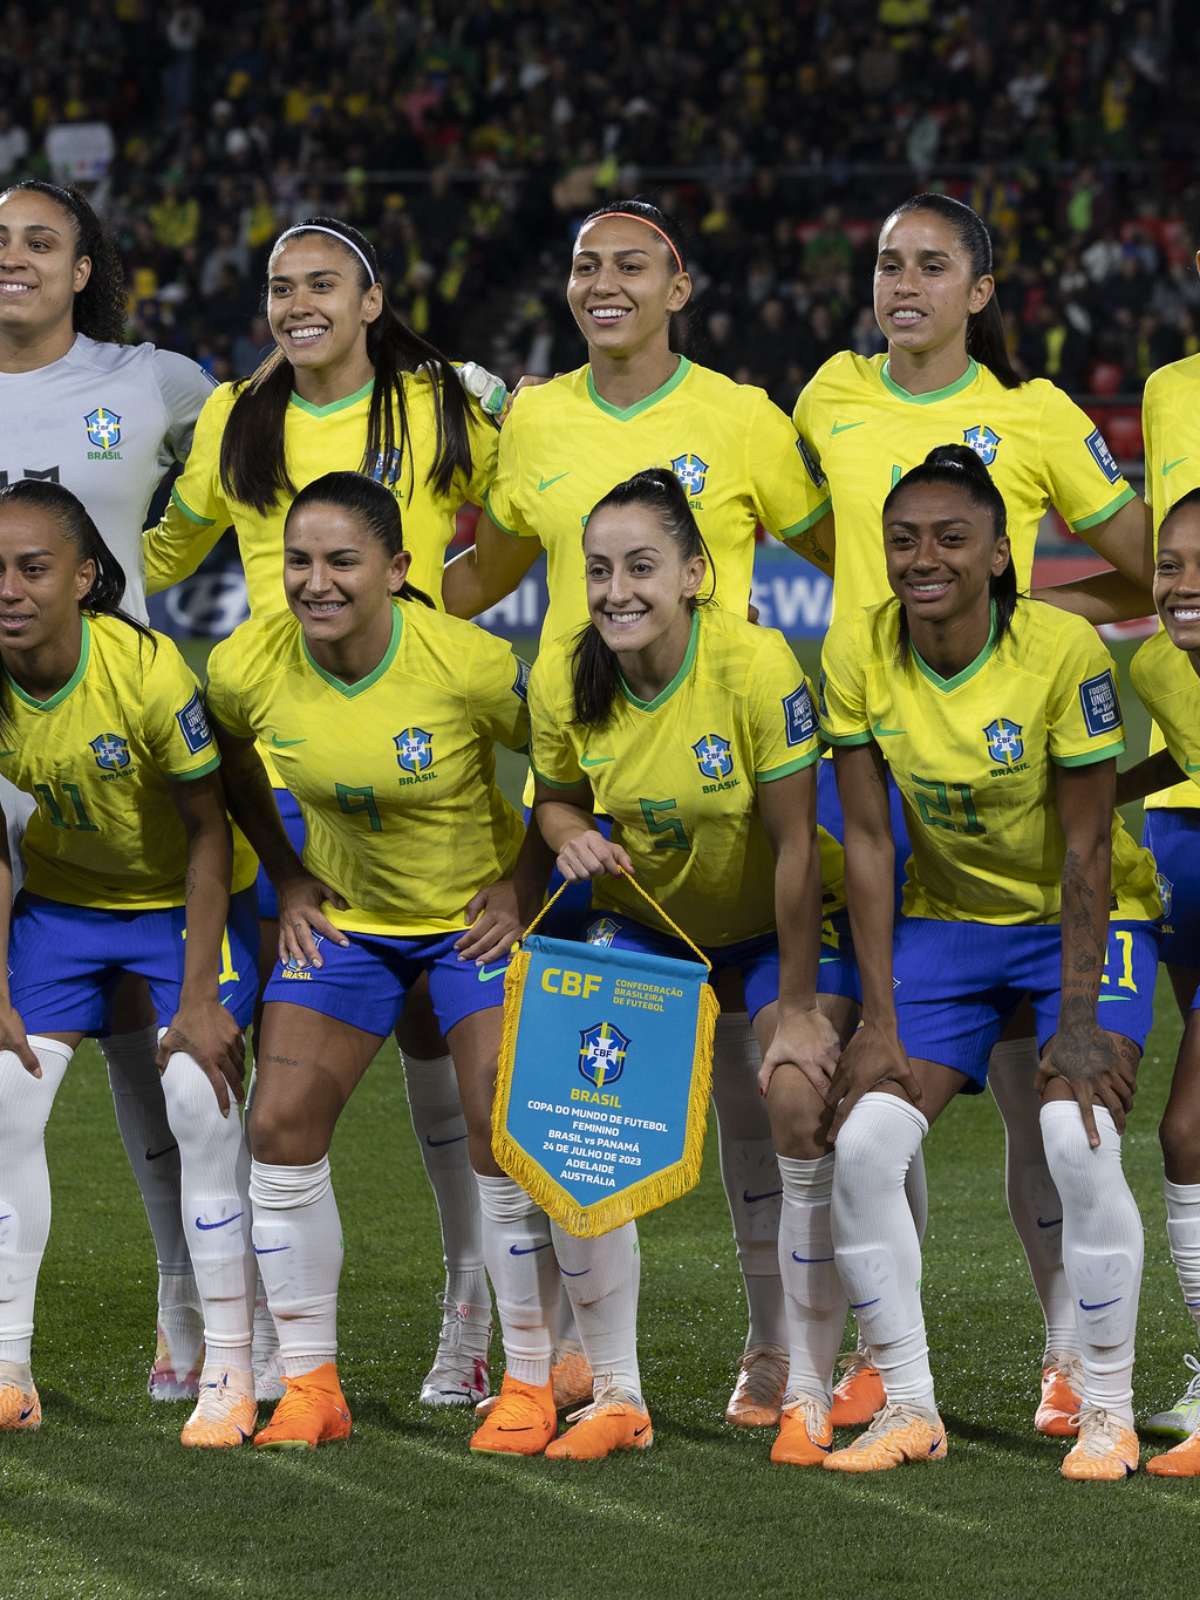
[891,916,1160,1090]
[1142,807,1200,970]
[9,888,260,1035]
[256,786,307,921]
[817,755,910,904]
[581,910,859,1021]
[524,808,614,938]
[261,927,510,1038]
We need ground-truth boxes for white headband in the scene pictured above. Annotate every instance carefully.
[274,224,377,283]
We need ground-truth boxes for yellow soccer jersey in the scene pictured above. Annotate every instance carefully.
[1140,355,1200,811]
[144,370,498,617]
[0,615,257,910]
[820,599,1160,926]
[486,357,831,648]
[527,606,832,948]
[794,353,1136,617]
[205,601,527,936]
[1131,629,1200,795]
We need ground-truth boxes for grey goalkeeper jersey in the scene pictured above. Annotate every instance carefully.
[0,334,215,620]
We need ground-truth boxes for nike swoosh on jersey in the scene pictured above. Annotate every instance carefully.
[270,733,306,748]
[0,749,14,758]
[580,754,613,767]
[831,420,865,435]
[1163,457,1190,475]
[870,719,906,737]
[537,472,570,492]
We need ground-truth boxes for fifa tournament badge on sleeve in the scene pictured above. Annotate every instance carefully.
[493,876,719,1237]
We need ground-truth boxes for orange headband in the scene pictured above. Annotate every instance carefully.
[589,211,685,274]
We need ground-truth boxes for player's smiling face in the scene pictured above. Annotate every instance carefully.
[567,216,691,358]
[884,481,1009,625]
[873,210,993,359]
[583,502,705,655]
[0,189,91,339]
[1154,505,1200,652]
[0,503,95,657]
[283,502,410,644]
[267,235,382,375]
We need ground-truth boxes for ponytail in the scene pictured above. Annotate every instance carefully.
[220,216,494,514]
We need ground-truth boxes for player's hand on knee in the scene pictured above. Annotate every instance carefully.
[825,1021,921,1141]
[158,1000,247,1117]
[457,878,522,964]
[276,873,350,970]
[556,833,633,882]
[0,999,41,1077]
[1036,1019,1126,1148]
[758,1007,841,1098]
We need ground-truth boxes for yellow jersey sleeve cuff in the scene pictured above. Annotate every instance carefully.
[483,493,525,538]
[1070,484,1136,533]
[170,484,216,526]
[757,748,820,782]
[820,728,873,747]
[777,498,833,539]
[1052,741,1126,768]
[168,752,222,782]
[530,764,585,790]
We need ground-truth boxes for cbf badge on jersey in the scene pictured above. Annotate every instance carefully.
[493,888,719,1236]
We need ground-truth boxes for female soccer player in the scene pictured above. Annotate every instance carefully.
[1119,489,1200,1475]
[820,446,1160,1480]
[0,177,220,1401]
[0,480,259,1447]
[204,471,560,1453]
[793,191,1155,1433]
[444,198,835,1426]
[144,215,503,1408]
[528,468,857,1460]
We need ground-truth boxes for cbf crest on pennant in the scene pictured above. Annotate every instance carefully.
[983,717,1024,767]
[962,424,1001,466]
[85,406,122,450]
[670,452,709,496]
[578,1021,629,1089]
[90,731,130,770]
[691,732,733,780]
[394,727,434,773]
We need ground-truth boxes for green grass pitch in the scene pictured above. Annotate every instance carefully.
[1,638,1195,1600]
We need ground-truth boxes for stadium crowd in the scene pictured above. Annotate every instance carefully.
[0,0,1197,417]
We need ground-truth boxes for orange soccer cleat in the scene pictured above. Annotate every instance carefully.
[830,1349,885,1428]
[824,1402,947,1473]
[1146,1426,1200,1477]
[770,1398,833,1466]
[1060,1407,1139,1481]
[474,1346,592,1421]
[469,1374,557,1456]
[181,1371,257,1448]
[545,1389,653,1461]
[253,1363,352,1451]
[726,1345,788,1428]
[0,1370,40,1432]
[1035,1357,1083,1437]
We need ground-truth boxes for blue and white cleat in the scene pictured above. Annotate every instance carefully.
[1143,1352,1200,1441]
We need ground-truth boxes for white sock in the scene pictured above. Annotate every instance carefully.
[161,1052,254,1372]
[778,1153,844,1407]
[249,1157,343,1377]
[990,1037,1077,1364]
[402,1052,488,1311]
[1039,1102,1142,1424]
[242,1065,278,1366]
[711,1012,786,1351]
[1164,1179,1200,1339]
[0,1039,74,1371]
[550,1220,642,1406]
[832,1092,935,1412]
[101,1026,202,1360]
[475,1175,555,1387]
[551,1280,582,1356]
[850,1145,928,1363]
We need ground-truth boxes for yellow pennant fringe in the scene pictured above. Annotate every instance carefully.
[491,875,720,1238]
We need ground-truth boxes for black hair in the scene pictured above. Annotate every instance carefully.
[1158,486,1200,539]
[571,467,713,726]
[883,443,1017,662]
[578,198,691,355]
[284,470,435,607]
[885,193,1022,390]
[0,179,126,344]
[0,479,153,733]
[220,216,491,515]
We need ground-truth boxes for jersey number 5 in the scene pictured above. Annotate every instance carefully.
[639,797,689,852]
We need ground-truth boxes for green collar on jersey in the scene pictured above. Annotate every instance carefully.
[586,356,691,422]
[880,357,979,406]
[301,602,402,697]
[7,615,91,712]
[910,601,997,693]
[618,609,700,712]
[288,377,374,418]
